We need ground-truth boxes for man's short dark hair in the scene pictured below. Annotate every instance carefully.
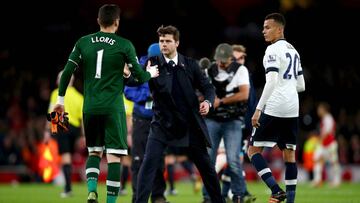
[98,4,121,28]
[157,25,180,42]
[265,12,286,27]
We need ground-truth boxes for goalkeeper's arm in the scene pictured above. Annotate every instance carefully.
[57,61,77,104]
[53,61,77,113]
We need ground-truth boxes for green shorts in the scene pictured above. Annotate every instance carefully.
[83,112,128,155]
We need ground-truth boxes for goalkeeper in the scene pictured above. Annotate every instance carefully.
[52,4,159,203]
[46,70,84,198]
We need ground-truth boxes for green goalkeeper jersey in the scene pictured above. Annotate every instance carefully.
[59,31,151,114]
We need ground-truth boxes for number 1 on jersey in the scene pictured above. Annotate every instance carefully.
[95,49,104,79]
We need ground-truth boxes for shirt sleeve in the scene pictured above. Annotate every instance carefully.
[124,84,150,103]
[256,48,280,111]
[263,48,280,73]
[296,60,305,92]
[125,41,151,83]
[58,43,80,97]
[256,71,278,111]
[234,65,250,86]
[48,89,58,112]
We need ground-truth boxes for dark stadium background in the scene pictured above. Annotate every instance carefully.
[0,0,360,181]
[1,0,359,106]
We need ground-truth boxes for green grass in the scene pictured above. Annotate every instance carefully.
[0,181,360,203]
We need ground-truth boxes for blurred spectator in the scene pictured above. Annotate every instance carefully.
[302,132,319,180]
[0,131,23,165]
[312,102,341,187]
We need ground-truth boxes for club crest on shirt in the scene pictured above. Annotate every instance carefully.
[267,55,277,63]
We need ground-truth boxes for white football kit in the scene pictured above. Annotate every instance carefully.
[256,39,305,117]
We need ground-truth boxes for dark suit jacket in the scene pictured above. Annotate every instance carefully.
[148,53,215,147]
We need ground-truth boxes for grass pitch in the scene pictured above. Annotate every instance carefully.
[0,181,359,203]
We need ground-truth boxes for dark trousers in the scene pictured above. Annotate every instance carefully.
[131,116,166,203]
[135,130,224,203]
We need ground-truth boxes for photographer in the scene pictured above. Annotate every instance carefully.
[202,43,250,203]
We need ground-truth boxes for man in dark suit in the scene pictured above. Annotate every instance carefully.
[135,25,224,203]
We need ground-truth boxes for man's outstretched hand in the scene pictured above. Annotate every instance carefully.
[146,61,159,78]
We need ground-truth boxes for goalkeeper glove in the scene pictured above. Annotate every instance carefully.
[46,111,69,134]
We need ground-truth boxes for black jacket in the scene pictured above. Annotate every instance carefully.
[148,53,215,147]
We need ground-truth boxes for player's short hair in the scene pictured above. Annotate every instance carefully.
[265,13,286,27]
[157,25,180,42]
[232,44,247,54]
[98,4,121,28]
